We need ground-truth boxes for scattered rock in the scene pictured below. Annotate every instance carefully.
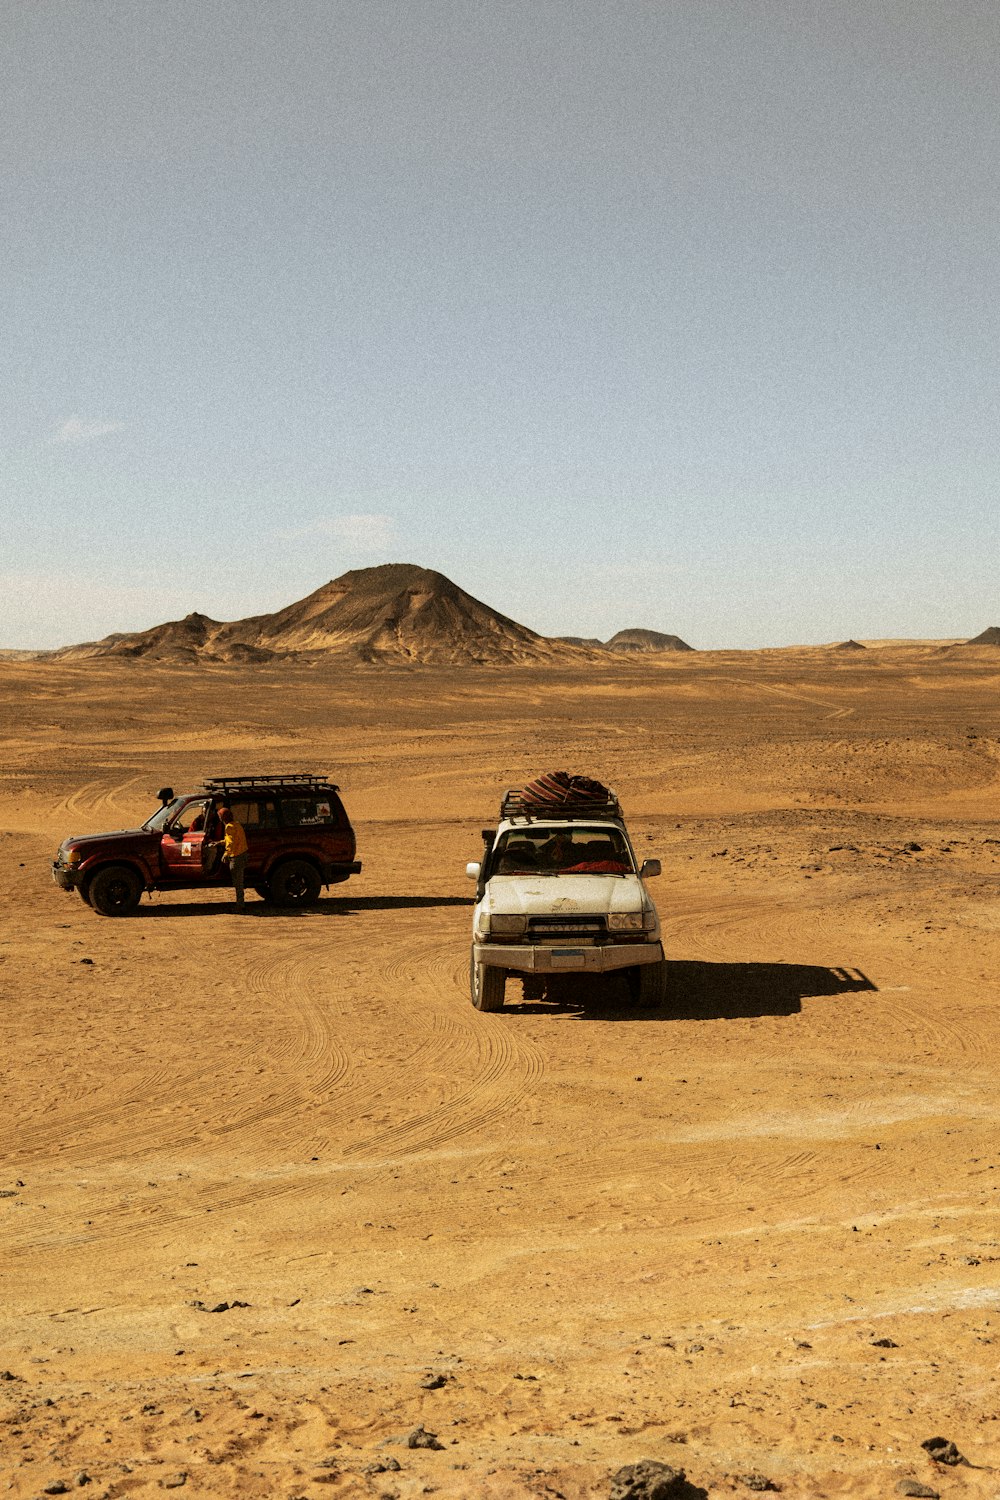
[43,1484,69,1496]
[0,1368,22,1379]
[80,957,94,965]
[75,1474,91,1488]
[363,1458,402,1475]
[188,1299,250,1313]
[420,1372,447,1389]
[921,1436,968,1466]
[736,1476,780,1493]
[609,1460,698,1499]
[872,1337,899,1347]
[407,1426,444,1450]
[895,1482,939,1498]
[904,842,923,852]
[161,1474,187,1489]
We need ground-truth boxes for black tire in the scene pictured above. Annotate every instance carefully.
[470,951,506,1012]
[269,859,322,908]
[88,864,143,917]
[78,884,92,907]
[636,959,668,1008]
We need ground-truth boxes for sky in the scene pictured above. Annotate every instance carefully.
[2,0,999,650]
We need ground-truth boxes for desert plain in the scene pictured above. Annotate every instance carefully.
[2,645,1000,1500]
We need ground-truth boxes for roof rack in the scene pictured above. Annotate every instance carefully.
[200,773,339,792]
[500,788,623,823]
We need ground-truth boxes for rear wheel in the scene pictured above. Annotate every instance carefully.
[470,951,506,1011]
[269,860,322,908]
[635,959,667,1008]
[88,864,142,917]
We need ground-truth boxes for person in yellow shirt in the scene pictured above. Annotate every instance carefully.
[220,806,249,909]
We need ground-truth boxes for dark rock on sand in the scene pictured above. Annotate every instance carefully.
[406,1425,444,1450]
[921,1436,968,1465]
[609,1459,705,1499]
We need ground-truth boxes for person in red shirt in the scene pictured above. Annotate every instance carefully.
[220,806,249,909]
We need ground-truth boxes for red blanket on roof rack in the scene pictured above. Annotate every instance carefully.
[518,772,612,807]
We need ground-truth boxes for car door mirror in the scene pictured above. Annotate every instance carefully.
[466,862,481,881]
[640,858,661,878]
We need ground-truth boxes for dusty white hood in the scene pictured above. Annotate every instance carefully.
[485,873,646,916]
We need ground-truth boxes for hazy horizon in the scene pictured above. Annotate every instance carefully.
[1,558,993,655]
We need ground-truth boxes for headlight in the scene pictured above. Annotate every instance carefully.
[489,914,527,935]
[65,848,82,865]
[607,913,643,932]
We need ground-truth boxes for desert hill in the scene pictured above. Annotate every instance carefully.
[605,627,693,652]
[964,626,1000,646]
[56,564,614,666]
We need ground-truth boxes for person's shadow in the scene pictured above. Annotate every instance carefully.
[504,959,877,1020]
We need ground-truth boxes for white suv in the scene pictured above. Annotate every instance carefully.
[466,788,666,1011]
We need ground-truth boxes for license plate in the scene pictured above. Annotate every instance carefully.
[551,948,585,967]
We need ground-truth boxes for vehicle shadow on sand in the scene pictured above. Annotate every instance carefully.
[135,894,472,918]
[504,959,877,1021]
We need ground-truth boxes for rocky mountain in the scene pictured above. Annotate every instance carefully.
[58,565,605,666]
[963,626,1000,646]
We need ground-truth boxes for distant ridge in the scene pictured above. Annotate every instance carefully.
[553,628,694,652]
[833,639,866,651]
[963,626,1000,646]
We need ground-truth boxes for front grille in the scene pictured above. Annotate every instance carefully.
[528,915,606,937]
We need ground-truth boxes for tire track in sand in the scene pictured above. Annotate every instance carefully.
[342,938,545,1162]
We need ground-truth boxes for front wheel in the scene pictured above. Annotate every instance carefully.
[635,959,668,1008]
[470,951,506,1011]
[269,859,322,908]
[88,864,143,917]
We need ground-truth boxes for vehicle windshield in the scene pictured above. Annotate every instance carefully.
[491,826,633,875]
[143,799,184,832]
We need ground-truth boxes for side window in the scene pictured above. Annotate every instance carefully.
[169,800,207,836]
[281,795,337,826]
[227,798,279,828]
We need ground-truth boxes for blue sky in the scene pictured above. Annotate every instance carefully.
[3,0,998,649]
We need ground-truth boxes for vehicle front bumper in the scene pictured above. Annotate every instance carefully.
[52,861,82,891]
[473,940,664,974]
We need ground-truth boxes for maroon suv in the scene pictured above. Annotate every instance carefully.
[52,774,361,916]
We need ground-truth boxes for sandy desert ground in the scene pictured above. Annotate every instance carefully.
[2,646,1000,1499]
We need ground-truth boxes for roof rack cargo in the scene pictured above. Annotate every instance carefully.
[500,788,623,823]
[200,773,340,792]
